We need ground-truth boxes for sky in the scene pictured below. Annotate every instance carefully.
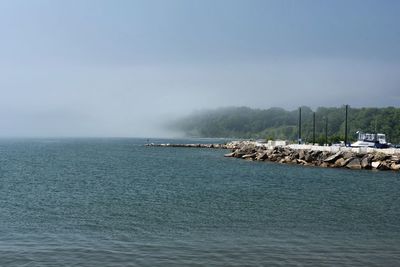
[0,0,399,137]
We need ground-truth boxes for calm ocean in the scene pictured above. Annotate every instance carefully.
[0,138,399,266]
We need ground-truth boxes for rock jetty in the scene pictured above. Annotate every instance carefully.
[147,141,400,171]
[145,143,229,149]
[224,141,400,171]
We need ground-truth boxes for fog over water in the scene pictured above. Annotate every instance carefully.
[0,0,399,137]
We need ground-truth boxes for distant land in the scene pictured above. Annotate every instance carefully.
[171,106,400,144]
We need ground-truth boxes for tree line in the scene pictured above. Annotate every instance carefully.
[172,106,400,144]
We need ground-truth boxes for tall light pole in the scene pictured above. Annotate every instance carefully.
[325,117,328,145]
[344,104,349,146]
[312,112,316,144]
[298,107,302,144]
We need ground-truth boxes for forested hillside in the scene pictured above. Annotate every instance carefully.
[172,106,400,144]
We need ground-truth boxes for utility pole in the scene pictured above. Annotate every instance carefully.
[312,112,316,144]
[344,104,349,146]
[298,107,302,144]
[325,117,328,145]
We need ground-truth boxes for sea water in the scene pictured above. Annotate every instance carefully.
[0,138,399,266]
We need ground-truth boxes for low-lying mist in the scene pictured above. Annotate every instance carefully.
[0,59,399,138]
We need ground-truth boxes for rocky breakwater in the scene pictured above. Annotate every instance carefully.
[224,141,400,171]
[145,143,228,149]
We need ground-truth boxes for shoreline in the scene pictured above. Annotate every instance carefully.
[147,141,400,171]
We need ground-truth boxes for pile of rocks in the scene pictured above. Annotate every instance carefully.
[224,142,400,171]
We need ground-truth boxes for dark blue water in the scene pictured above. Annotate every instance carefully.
[0,138,399,266]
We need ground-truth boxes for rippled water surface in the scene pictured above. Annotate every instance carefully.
[0,138,399,266]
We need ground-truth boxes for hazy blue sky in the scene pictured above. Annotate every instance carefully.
[0,0,399,137]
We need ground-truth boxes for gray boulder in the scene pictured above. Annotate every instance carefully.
[255,152,268,161]
[242,153,256,160]
[371,161,381,169]
[297,159,308,165]
[361,156,372,169]
[390,163,400,171]
[233,150,246,158]
[324,151,343,163]
[378,161,391,170]
[284,156,292,163]
[304,151,313,162]
[342,151,355,160]
[373,152,390,161]
[346,158,362,169]
[269,154,278,161]
[334,158,346,167]
[298,150,305,160]
[320,162,329,168]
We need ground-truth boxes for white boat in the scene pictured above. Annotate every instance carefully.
[351,131,390,148]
